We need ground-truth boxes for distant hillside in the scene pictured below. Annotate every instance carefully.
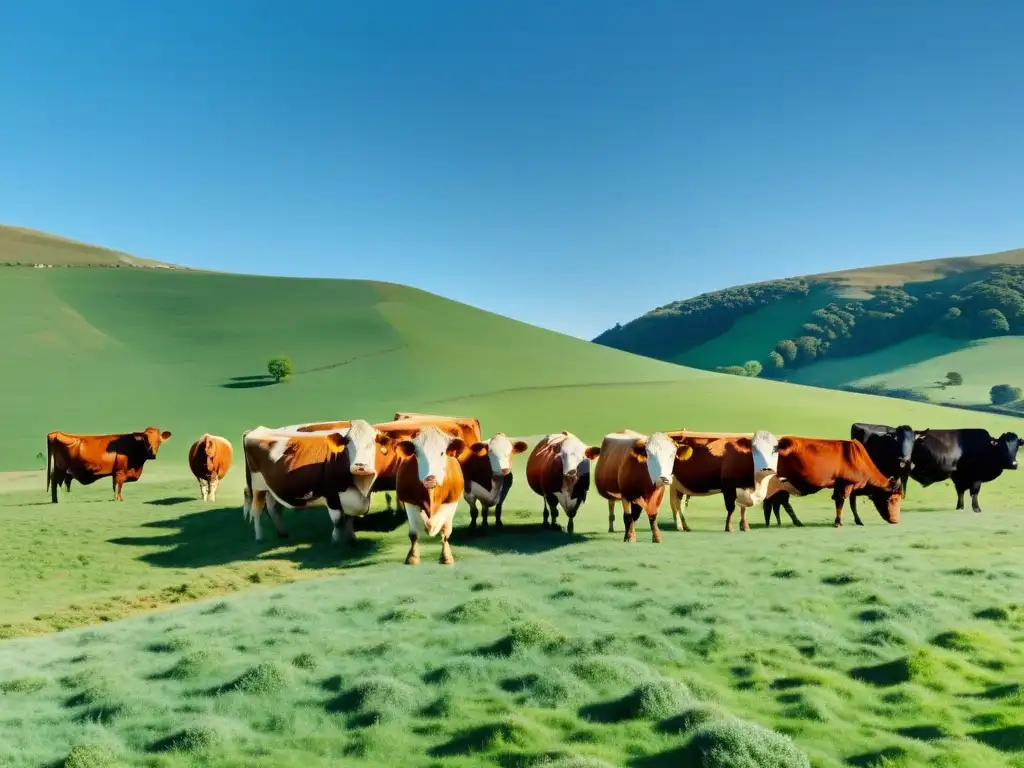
[0,225,192,269]
[593,248,1024,413]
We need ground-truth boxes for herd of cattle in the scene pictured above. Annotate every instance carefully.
[44,414,1020,565]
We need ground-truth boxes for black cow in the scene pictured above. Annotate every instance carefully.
[848,423,922,521]
[910,428,1020,513]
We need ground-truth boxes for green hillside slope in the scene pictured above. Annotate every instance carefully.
[594,247,1024,409]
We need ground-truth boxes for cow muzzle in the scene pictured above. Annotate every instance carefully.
[501,468,511,476]
[423,475,438,489]
[1012,461,1019,470]
[351,464,374,476]
[564,470,578,481]
[656,476,672,487]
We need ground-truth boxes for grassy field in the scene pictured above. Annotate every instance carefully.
[3,251,1024,767]
[0,225,185,269]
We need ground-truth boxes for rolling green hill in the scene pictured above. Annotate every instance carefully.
[3,230,1024,768]
[594,247,1024,411]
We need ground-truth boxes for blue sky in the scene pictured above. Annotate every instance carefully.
[2,1,1023,339]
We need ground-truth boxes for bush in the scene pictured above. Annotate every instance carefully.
[990,384,1023,405]
[743,360,762,377]
[945,371,963,386]
[267,356,293,383]
[978,308,1011,336]
[681,716,811,767]
[715,365,749,376]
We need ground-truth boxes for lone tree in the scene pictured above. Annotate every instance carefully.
[267,356,294,383]
[990,384,1022,406]
[945,371,963,386]
[743,360,763,378]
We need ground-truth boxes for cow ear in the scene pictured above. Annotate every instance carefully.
[776,437,793,453]
[512,441,528,454]
[469,441,488,456]
[631,440,648,462]
[161,431,172,441]
[447,438,466,457]
[327,433,347,454]
[375,432,392,446]
[585,445,601,460]
[676,444,693,461]
[395,440,416,459]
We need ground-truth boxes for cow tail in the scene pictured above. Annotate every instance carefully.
[243,453,253,521]
[46,435,52,492]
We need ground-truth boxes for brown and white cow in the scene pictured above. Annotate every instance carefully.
[665,430,785,532]
[525,432,602,533]
[288,420,353,433]
[594,430,695,543]
[188,433,233,502]
[762,436,903,527]
[241,420,392,543]
[371,414,483,511]
[46,427,172,502]
[461,432,529,528]
[394,425,466,565]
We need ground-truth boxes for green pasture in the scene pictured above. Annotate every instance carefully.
[2,264,1024,767]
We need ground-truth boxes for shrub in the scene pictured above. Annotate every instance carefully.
[743,360,762,377]
[946,371,963,386]
[682,716,811,767]
[715,365,749,376]
[990,384,1023,405]
[267,356,293,383]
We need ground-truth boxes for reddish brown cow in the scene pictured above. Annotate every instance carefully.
[46,427,172,502]
[763,435,904,527]
[666,430,785,533]
[594,430,694,543]
[188,434,233,502]
[525,431,602,532]
[371,415,483,510]
[394,425,466,565]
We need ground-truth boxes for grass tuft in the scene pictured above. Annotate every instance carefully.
[679,715,812,767]
[228,661,291,695]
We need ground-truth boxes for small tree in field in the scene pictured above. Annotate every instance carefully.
[743,360,763,378]
[945,372,963,386]
[267,356,293,383]
[990,384,1022,405]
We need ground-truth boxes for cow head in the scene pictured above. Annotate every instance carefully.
[892,425,917,498]
[136,427,172,460]
[468,432,529,480]
[326,419,391,477]
[395,425,465,490]
[867,476,903,524]
[993,432,1020,470]
[630,432,693,488]
[554,431,601,490]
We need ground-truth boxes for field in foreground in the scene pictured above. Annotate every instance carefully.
[3,469,1024,768]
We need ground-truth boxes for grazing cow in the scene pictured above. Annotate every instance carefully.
[664,431,784,533]
[289,420,353,432]
[188,434,233,502]
[761,436,903,527]
[908,428,1020,513]
[848,422,921,521]
[394,425,467,565]
[461,432,529,529]
[594,430,695,543]
[46,427,172,503]
[241,420,392,543]
[525,432,602,533]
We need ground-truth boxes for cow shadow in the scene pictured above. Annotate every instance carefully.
[453,522,588,554]
[108,505,405,571]
[145,496,194,506]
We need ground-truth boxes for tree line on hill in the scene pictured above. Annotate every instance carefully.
[594,265,1024,380]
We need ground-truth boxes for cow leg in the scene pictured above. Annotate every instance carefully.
[263,497,289,539]
[250,491,266,541]
[50,468,67,504]
[723,487,741,532]
[198,479,208,502]
[669,487,692,532]
[545,493,562,531]
[495,473,511,528]
[781,496,801,526]
[385,493,393,512]
[542,498,551,529]
[622,505,640,543]
[440,518,455,566]
[209,476,219,503]
[645,505,662,544]
[969,480,983,514]
[607,499,616,533]
[327,504,345,545]
[467,495,480,529]
[480,503,491,529]
[738,504,750,532]
[849,492,865,526]
[112,472,127,502]
[952,476,969,511]
[832,484,853,527]
[403,504,421,565]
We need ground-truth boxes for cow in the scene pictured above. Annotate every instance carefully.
[461,432,529,529]
[908,428,1020,513]
[288,420,353,432]
[525,431,602,533]
[848,423,920,522]
[46,427,172,503]
[188,434,233,502]
[594,430,694,543]
[664,431,784,533]
[241,420,392,543]
[394,425,466,565]
[371,414,483,511]
[760,436,903,527]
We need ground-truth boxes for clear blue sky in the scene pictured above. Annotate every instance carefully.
[3,1,1023,339]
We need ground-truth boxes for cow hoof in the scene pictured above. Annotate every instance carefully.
[469,520,478,529]
[833,521,843,528]
[551,523,563,532]
[567,522,574,534]
[405,555,420,566]
[495,520,503,529]
[542,521,551,530]
[794,520,804,527]
[608,526,615,533]
[855,519,864,527]
[741,523,750,532]
[973,509,983,514]
[481,520,489,529]
[440,556,454,566]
